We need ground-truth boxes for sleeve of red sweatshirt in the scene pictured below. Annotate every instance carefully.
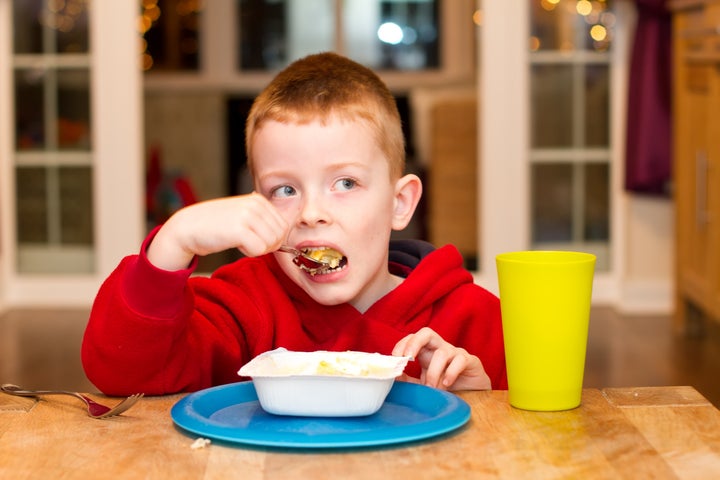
[81,229,213,395]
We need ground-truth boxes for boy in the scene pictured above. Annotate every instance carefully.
[82,52,507,395]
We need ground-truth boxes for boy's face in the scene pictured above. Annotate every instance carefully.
[252,117,413,312]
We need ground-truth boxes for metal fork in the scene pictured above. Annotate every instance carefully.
[0,383,143,419]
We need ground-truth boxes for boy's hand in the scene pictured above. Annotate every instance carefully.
[147,193,288,271]
[392,327,492,391]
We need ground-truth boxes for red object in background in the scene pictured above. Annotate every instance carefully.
[146,144,198,226]
[146,145,162,215]
[173,176,197,206]
[624,0,672,196]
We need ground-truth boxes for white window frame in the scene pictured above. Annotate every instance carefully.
[477,0,633,304]
[0,0,143,308]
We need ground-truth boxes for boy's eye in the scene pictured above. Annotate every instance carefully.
[335,178,356,191]
[272,185,296,198]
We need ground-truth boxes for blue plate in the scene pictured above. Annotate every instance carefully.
[171,381,470,448]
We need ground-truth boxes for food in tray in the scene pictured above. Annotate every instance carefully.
[238,348,410,378]
[237,348,412,417]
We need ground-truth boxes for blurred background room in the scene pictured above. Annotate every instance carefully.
[1,0,718,404]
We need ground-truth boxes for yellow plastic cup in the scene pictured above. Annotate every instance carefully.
[496,251,596,411]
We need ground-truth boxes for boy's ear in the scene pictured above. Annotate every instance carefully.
[392,174,423,231]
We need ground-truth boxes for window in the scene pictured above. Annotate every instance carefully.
[2,0,165,305]
[237,0,439,71]
[529,0,614,270]
[140,0,200,71]
[12,0,94,273]
[145,1,474,93]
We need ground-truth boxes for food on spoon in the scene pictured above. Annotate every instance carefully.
[303,247,344,269]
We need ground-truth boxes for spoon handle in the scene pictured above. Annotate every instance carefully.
[278,245,303,256]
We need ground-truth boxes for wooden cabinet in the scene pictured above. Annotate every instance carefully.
[428,97,478,267]
[671,0,720,332]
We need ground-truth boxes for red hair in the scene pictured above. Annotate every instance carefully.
[245,52,405,179]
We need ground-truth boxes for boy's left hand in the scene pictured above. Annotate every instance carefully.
[392,327,491,391]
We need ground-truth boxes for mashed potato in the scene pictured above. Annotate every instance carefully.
[238,348,410,379]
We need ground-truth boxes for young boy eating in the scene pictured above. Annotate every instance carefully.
[82,52,507,395]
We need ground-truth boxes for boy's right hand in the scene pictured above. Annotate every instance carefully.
[147,193,289,271]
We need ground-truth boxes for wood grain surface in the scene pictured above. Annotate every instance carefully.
[1,387,719,479]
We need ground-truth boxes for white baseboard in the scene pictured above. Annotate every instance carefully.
[1,277,98,309]
[614,279,673,316]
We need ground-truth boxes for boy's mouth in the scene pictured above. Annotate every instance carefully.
[295,247,348,276]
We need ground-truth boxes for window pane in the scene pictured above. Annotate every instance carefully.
[15,166,94,245]
[142,0,201,71]
[13,0,90,54]
[579,1,614,52]
[16,167,48,243]
[531,0,577,51]
[531,64,573,148]
[15,69,45,150]
[15,68,91,151]
[530,0,614,53]
[238,0,335,70]
[585,64,609,147]
[13,0,44,54]
[531,163,573,243]
[59,166,93,244]
[58,69,91,150]
[236,0,439,71]
[55,0,90,53]
[584,163,609,241]
[344,0,439,70]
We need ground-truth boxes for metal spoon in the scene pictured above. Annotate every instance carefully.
[278,245,331,274]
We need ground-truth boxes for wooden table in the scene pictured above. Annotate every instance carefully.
[2,386,720,479]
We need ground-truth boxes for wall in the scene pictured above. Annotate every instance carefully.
[144,93,227,205]
[613,3,673,315]
[620,195,673,314]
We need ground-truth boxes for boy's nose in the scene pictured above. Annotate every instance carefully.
[297,193,330,226]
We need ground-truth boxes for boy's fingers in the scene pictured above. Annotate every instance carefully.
[391,334,412,357]
[441,356,467,388]
[424,349,452,389]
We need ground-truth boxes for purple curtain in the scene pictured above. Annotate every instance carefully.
[624,0,672,196]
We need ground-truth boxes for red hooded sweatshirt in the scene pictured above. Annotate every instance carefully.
[81,234,507,395]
